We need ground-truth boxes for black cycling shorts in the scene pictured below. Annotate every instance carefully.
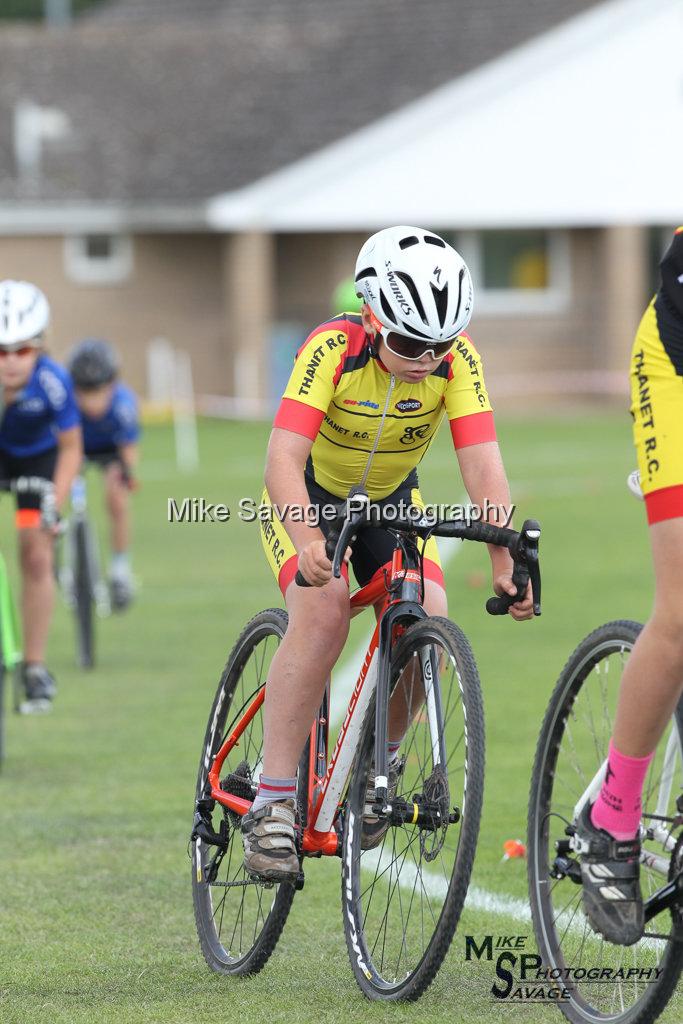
[0,447,57,514]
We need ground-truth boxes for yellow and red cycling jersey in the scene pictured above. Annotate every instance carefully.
[630,227,683,525]
[273,314,496,500]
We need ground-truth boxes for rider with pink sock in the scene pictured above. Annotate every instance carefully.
[576,227,683,946]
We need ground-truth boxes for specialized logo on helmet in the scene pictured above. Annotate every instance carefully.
[395,399,422,413]
[384,260,412,317]
[433,266,442,284]
[361,278,376,303]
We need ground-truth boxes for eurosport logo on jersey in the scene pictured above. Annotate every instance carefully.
[464,934,663,1003]
[166,496,515,527]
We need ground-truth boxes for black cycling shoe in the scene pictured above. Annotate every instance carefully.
[20,663,57,715]
[575,801,644,946]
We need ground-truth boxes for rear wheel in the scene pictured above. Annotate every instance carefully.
[528,620,683,1024]
[342,615,485,1000]
[192,608,304,976]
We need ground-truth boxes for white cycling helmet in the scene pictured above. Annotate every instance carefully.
[355,226,473,342]
[0,280,50,347]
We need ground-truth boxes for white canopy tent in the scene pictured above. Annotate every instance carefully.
[209,0,683,231]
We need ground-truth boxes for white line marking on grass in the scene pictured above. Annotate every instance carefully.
[359,848,530,918]
[360,851,666,950]
[465,884,530,920]
[330,534,464,725]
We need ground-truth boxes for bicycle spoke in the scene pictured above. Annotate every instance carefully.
[531,627,683,1020]
[193,614,295,974]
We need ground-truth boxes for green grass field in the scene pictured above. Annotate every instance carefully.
[0,412,681,1024]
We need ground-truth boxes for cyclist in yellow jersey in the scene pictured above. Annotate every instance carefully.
[575,227,683,946]
[242,226,534,881]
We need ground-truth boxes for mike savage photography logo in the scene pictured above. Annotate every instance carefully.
[464,933,663,1003]
[166,496,515,528]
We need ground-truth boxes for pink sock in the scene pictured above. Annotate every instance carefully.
[591,740,654,840]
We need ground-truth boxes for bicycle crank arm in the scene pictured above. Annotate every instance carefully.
[644,869,683,924]
[371,800,460,830]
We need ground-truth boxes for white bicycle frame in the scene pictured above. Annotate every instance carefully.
[572,720,682,875]
[312,636,443,835]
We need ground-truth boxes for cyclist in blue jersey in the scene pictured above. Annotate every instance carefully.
[67,339,140,610]
[0,280,83,711]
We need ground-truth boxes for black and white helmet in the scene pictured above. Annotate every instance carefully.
[68,338,119,388]
[0,280,50,346]
[355,226,473,341]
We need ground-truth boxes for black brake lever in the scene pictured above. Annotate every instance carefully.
[295,492,365,587]
[485,519,541,617]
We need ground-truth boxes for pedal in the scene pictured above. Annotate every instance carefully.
[247,873,276,889]
[551,855,582,884]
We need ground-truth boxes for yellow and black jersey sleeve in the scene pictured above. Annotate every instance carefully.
[273,319,354,439]
[443,334,496,448]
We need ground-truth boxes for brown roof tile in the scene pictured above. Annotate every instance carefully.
[0,1,601,203]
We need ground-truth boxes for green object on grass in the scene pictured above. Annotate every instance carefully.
[0,552,22,668]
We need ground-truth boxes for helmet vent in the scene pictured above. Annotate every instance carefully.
[401,321,430,340]
[425,236,446,248]
[399,235,419,250]
[379,289,395,324]
[355,266,377,280]
[452,267,465,326]
[431,283,449,328]
[396,272,427,324]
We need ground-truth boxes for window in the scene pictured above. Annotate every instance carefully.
[442,229,570,315]
[63,234,133,285]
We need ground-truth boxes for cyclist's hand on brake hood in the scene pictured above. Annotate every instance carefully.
[493,573,534,621]
[297,540,351,587]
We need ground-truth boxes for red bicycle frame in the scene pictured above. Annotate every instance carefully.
[206,548,409,856]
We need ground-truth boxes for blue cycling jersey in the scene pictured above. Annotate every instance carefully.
[0,354,80,458]
[81,382,140,454]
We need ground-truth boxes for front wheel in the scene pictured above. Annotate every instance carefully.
[528,620,683,1024]
[342,615,485,1000]
[73,519,95,669]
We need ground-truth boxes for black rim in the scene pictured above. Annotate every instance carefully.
[193,619,293,969]
[347,623,478,992]
[75,521,94,668]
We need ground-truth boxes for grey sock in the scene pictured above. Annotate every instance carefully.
[250,774,297,813]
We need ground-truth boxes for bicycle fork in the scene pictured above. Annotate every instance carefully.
[372,607,454,830]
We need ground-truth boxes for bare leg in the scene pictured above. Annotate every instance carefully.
[104,462,129,554]
[19,527,54,663]
[613,518,683,756]
[262,575,350,778]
